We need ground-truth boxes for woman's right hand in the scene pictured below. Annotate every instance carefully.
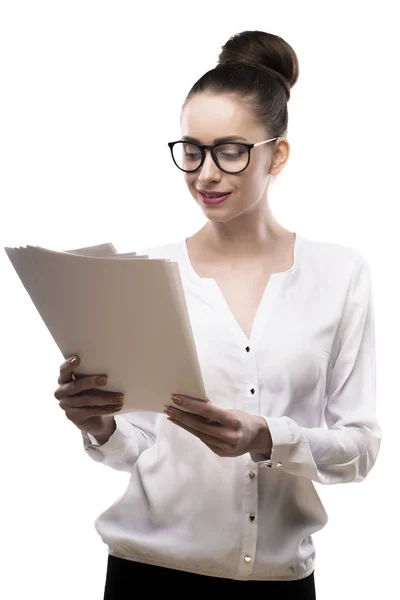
[54,356,124,438]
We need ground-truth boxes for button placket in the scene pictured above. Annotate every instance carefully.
[239,460,258,578]
[248,469,257,521]
[243,344,259,414]
[237,551,254,578]
[236,344,259,578]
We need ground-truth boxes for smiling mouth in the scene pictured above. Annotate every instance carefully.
[198,191,231,205]
[197,191,231,198]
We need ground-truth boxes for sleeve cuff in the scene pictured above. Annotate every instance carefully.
[86,432,100,445]
[82,415,140,460]
[251,416,295,468]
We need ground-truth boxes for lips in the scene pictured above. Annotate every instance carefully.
[197,190,231,197]
[198,191,231,205]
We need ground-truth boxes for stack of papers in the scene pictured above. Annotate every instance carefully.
[4,242,208,413]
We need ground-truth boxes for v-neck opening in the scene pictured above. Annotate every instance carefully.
[180,232,302,346]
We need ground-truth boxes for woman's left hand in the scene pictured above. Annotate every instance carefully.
[164,394,272,458]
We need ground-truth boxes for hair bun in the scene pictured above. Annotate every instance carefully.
[217,30,299,100]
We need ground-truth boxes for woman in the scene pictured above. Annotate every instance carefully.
[54,31,381,596]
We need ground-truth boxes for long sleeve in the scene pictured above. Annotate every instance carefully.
[253,254,382,484]
[82,411,161,473]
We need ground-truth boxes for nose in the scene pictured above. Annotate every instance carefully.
[197,149,221,182]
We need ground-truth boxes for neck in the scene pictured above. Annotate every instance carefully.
[200,205,290,261]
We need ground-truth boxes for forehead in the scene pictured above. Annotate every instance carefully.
[180,92,260,142]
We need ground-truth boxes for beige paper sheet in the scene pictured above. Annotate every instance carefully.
[4,243,207,413]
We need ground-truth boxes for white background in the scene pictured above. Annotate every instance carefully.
[1,1,398,597]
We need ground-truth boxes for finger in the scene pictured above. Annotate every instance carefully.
[165,407,228,440]
[202,440,232,457]
[58,356,80,385]
[63,403,123,423]
[170,396,239,428]
[54,374,109,400]
[167,417,232,452]
[59,391,124,409]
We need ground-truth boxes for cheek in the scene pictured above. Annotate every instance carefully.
[237,171,261,196]
[184,174,197,189]
[242,164,268,194]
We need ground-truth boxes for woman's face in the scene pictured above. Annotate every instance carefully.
[179,92,288,223]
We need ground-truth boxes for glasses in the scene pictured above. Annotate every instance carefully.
[168,137,279,174]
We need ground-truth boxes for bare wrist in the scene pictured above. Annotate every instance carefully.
[89,418,116,445]
[251,416,272,456]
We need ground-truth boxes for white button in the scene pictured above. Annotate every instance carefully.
[276,462,283,467]
[244,555,252,563]
[249,471,256,479]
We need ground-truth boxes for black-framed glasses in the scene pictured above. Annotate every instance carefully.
[168,137,279,174]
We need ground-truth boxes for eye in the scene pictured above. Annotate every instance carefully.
[219,152,243,160]
[184,151,201,159]
[216,144,247,160]
[183,143,201,160]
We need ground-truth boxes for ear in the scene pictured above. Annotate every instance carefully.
[269,137,290,176]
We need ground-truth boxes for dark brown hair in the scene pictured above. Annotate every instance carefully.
[182,30,299,139]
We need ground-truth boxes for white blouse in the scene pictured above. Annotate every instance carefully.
[82,232,381,581]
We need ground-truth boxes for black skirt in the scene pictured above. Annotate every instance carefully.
[103,554,316,599]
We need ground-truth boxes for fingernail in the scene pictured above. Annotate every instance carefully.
[171,395,182,404]
[70,357,78,366]
[97,377,107,385]
[164,408,174,417]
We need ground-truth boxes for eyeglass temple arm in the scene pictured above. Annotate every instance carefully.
[253,137,280,147]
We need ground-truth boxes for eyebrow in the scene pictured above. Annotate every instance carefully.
[181,135,248,144]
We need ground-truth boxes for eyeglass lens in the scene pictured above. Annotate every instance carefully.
[172,142,249,173]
